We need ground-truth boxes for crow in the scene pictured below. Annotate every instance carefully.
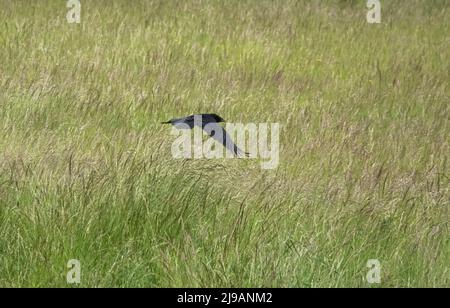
[162,114,249,157]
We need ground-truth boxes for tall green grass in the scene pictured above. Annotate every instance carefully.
[0,0,448,287]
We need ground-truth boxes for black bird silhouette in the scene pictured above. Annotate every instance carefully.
[162,114,249,157]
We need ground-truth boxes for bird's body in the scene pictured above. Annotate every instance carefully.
[162,114,249,157]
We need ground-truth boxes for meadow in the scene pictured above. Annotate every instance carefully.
[0,0,448,287]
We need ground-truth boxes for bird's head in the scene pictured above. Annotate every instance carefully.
[212,114,226,123]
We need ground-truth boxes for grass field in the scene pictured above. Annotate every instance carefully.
[0,0,448,287]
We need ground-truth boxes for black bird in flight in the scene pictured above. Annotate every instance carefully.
[162,114,249,157]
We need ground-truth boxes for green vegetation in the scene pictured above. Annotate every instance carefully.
[0,0,448,287]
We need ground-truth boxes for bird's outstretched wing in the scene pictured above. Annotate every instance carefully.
[200,122,249,157]
[162,116,195,129]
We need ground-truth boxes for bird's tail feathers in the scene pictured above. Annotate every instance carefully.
[234,146,250,158]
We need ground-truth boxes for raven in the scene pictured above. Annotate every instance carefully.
[162,114,249,157]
